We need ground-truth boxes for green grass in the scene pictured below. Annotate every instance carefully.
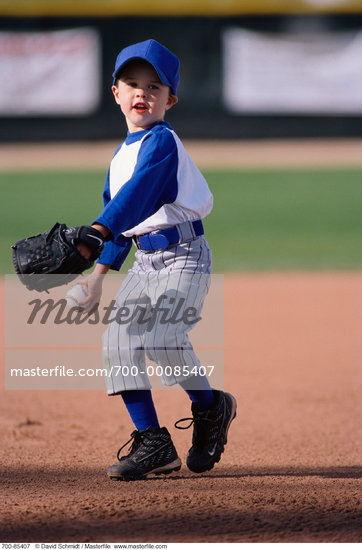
[1,168,361,273]
[203,168,362,271]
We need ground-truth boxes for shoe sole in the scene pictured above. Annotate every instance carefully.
[197,394,236,472]
[187,392,237,473]
[223,392,237,445]
[108,457,182,481]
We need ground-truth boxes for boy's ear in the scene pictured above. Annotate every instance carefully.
[166,94,178,111]
[112,85,121,105]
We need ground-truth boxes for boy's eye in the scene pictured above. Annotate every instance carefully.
[125,81,160,90]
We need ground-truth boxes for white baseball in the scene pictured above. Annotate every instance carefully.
[66,284,88,309]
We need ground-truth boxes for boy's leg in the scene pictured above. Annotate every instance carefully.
[102,271,152,394]
[144,270,211,388]
[102,272,181,481]
[142,269,236,473]
[179,376,215,411]
[120,389,159,430]
[176,388,237,474]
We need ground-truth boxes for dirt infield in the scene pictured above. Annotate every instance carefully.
[1,273,361,543]
[1,138,362,170]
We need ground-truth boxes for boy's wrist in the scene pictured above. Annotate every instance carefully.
[76,224,111,260]
[94,262,110,275]
[92,223,112,240]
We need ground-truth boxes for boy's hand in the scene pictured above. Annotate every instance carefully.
[70,272,104,313]
[77,241,92,260]
[69,261,110,313]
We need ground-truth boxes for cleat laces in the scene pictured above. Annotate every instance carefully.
[116,430,142,461]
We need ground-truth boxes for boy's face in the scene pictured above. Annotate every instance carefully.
[112,61,178,133]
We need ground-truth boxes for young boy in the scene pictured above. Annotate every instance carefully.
[78,39,236,481]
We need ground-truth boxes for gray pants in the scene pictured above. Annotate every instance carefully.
[103,235,212,394]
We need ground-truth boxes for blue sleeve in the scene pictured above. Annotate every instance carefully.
[93,129,178,239]
[102,167,111,206]
[98,235,132,271]
[96,167,132,270]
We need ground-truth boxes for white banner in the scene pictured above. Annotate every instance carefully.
[223,27,362,114]
[0,28,101,115]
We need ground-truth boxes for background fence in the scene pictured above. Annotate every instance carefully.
[1,0,362,140]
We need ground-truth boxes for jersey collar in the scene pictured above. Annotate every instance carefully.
[125,121,172,144]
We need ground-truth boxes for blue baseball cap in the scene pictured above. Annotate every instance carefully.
[112,39,180,94]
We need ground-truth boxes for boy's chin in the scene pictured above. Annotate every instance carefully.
[127,117,163,133]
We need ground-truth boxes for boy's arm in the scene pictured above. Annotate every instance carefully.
[75,260,110,312]
[92,261,110,275]
[78,131,178,264]
[93,223,112,240]
[93,130,178,240]
[77,222,132,271]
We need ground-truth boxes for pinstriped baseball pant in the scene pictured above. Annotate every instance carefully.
[102,235,212,394]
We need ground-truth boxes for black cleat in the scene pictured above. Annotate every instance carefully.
[107,426,181,481]
[176,389,237,473]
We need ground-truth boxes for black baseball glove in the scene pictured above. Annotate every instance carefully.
[12,222,105,292]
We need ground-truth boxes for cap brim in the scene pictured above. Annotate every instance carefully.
[112,57,175,93]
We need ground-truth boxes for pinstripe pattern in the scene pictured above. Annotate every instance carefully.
[103,236,212,394]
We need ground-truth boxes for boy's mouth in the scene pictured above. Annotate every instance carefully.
[133,102,148,113]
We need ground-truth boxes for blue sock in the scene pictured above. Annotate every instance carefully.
[184,389,215,411]
[180,375,215,411]
[120,390,160,431]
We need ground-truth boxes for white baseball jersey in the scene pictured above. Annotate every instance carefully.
[94,121,213,269]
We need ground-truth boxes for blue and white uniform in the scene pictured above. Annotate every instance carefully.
[95,120,212,267]
[96,121,213,394]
